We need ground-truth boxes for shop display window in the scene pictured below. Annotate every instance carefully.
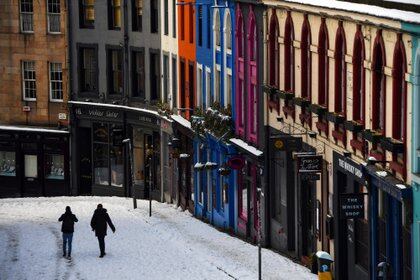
[110,145,123,187]
[133,128,145,185]
[45,154,64,180]
[24,154,38,178]
[0,151,16,176]
[94,143,109,185]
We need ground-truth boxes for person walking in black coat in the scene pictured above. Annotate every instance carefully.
[58,206,78,258]
[90,204,115,258]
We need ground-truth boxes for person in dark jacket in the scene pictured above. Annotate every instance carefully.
[58,206,78,258]
[90,204,115,258]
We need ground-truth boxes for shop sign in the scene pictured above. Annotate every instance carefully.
[338,158,363,180]
[75,107,120,119]
[161,119,173,134]
[339,193,365,219]
[297,155,322,173]
[300,173,320,181]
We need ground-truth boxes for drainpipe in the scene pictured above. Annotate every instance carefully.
[67,0,74,195]
[123,0,130,105]
[123,0,130,198]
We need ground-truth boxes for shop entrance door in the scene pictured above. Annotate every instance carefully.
[300,179,316,259]
[22,153,41,196]
[79,128,92,195]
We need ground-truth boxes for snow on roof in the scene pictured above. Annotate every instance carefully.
[171,114,192,130]
[270,0,420,24]
[229,138,263,157]
[396,183,408,189]
[0,125,69,134]
[68,101,173,122]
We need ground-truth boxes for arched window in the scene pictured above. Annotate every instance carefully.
[391,34,407,178]
[352,25,365,124]
[247,7,258,143]
[301,14,311,100]
[214,9,221,48]
[318,18,328,107]
[372,30,386,134]
[224,11,232,52]
[350,25,366,153]
[334,22,346,115]
[269,11,279,87]
[284,12,294,92]
[224,10,232,107]
[300,14,311,126]
[235,6,245,136]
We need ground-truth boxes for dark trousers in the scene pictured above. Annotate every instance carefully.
[63,233,73,255]
[97,235,105,255]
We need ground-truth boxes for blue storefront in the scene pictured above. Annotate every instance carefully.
[363,164,412,280]
[193,0,236,231]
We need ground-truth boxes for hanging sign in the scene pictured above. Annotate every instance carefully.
[228,156,245,170]
[339,193,365,219]
[297,155,322,173]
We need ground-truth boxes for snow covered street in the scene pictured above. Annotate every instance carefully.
[0,197,316,280]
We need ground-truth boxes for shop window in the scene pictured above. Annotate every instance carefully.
[93,123,109,186]
[268,12,279,87]
[354,183,369,271]
[49,62,63,101]
[22,61,36,101]
[132,49,145,99]
[132,0,142,32]
[149,51,161,102]
[78,46,98,95]
[79,0,95,28]
[238,174,248,220]
[0,151,16,177]
[45,154,64,180]
[107,48,123,95]
[47,0,61,33]
[20,0,34,33]
[151,0,158,33]
[110,145,123,187]
[372,31,386,134]
[24,155,38,178]
[108,0,122,30]
[133,127,144,185]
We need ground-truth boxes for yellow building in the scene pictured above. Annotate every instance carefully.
[262,1,418,279]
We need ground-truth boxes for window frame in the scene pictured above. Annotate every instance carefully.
[197,63,203,108]
[49,62,63,102]
[79,0,95,29]
[47,0,61,34]
[77,43,99,97]
[22,60,36,101]
[106,45,124,96]
[20,0,34,33]
[268,11,279,88]
[149,49,161,102]
[132,0,143,32]
[235,7,245,135]
[108,0,122,30]
[150,0,159,33]
[131,47,146,99]
[371,30,386,134]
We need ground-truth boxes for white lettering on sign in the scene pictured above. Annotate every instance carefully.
[338,158,363,179]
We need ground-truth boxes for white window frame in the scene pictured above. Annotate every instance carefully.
[224,10,232,55]
[20,0,34,33]
[22,61,36,101]
[49,62,63,102]
[205,67,211,108]
[213,9,221,51]
[197,63,203,108]
[214,64,221,103]
[224,68,232,107]
[47,0,61,33]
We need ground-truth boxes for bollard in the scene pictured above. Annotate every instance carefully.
[377,262,391,280]
[315,251,333,280]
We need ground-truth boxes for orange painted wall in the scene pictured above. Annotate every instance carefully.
[178,1,196,119]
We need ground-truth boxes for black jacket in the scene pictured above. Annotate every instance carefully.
[58,211,78,233]
[90,208,115,237]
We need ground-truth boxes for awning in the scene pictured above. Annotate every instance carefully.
[0,125,69,134]
[363,164,412,201]
[229,138,263,158]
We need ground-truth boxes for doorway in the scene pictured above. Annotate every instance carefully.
[79,127,92,195]
[300,178,316,258]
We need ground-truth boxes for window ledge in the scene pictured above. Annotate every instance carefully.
[316,121,328,133]
[23,98,36,102]
[350,139,364,152]
[389,161,405,175]
[49,99,64,103]
[21,31,34,34]
[47,32,62,35]
[332,129,346,143]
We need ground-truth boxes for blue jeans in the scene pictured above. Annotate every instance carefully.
[63,233,73,255]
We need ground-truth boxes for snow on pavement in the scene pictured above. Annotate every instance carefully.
[0,196,316,280]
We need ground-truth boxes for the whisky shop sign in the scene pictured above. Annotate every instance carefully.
[75,107,120,119]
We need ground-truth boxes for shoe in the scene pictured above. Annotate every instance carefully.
[63,253,66,257]
[67,254,71,259]
[99,254,104,258]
